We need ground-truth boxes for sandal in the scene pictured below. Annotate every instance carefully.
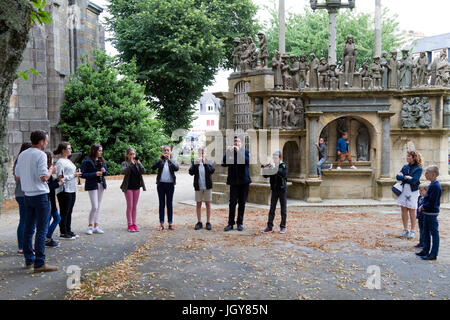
[158,225,164,231]
[168,224,175,230]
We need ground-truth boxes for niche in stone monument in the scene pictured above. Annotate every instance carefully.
[283,141,300,177]
[266,97,305,129]
[400,96,432,129]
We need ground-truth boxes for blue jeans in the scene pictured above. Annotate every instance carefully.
[422,214,439,257]
[157,183,174,224]
[24,194,51,268]
[16,197,28,250]
[317,157,331,175]
[47,209,61,239]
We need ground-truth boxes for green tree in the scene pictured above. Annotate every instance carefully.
[57,50,169,175]
[106,0,259,136]
[264,3,405,67]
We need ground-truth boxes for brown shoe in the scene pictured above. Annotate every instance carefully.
[34,264,58,273]
[24,264,34,269]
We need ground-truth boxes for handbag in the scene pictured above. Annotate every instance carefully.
[392,181,403,197]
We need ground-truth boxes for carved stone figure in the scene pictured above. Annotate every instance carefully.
[416,52,429,87]
[240,37,257,72]
[343,34,357,87]
[412,55,419,87]
[380,51,389,89]
[272,50,283,90]
[281,54,293,90]
[401,96,432,128]
[247,37,258,70]
[232,37,242,72]
[308,52,319,89]
[267,97,275,128]
[289,55,300,90]
[371,56,382,90]
[274,97,283,128]
[328,63,339,90]
[257,32,269,69]
[419,97,432,128]
[410,97,421,128]
[282,99,290,127]
[388,51,399,89]
[399,49,413,89]
[219,99,227,130]
[252,98,263,129]
[356,126,370,161]
[361,61,371,89]
[298,54,309,88]
[293,98,305,129]
[435,49,449,87]
[318,57,329,90]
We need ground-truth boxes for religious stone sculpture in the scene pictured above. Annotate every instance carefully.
[361,61,371,90]
[371,56,382,90]
[419,97,432,128]
[318,57,329,90]
[387,50,399,89]
[267,97,275,128]
[435,49,449,87]
[343,34,357,87]
[328,63,339,90]
[232,37,241,72]
[289,55,300,90]
[274,97,283,128]
[293,98,305,129]
[356,125,370,161]
[298,54,309,89]
[252,98,263,129]
[401,96,432,128]
[272,50,283,90]
[380,51,389,89]
[282,54,293,90]
[401,97,412,128]
[399,49,413,89]
[416,52,429,87]
[308,52,319,89]
[282,99,291,127]
[257,32,269,69]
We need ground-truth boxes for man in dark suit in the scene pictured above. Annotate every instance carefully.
[222,136,251,231]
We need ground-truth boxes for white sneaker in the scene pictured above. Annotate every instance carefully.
[400,229,409,238]
[407,230,416,240]
[86,227,93,235]
[93,226,104,234]
[350,166,357,169]
[337,167,342,170]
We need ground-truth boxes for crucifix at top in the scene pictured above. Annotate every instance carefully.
[310,0,355,66]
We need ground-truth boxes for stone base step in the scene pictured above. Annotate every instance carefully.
[212,191,228,204]
[213,182,228,193]
[213,174,228,183]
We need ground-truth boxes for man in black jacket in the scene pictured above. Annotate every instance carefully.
[222,136,251,231]
[262,151,288,234]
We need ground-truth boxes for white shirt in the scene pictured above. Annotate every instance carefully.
[56,158,78,194]
[14,148,49,196]
[198,163,206,190]
[160,161,173,183]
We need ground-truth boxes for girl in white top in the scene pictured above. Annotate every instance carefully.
[54,142,82,240]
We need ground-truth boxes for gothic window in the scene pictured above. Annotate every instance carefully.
[234,81,251,132]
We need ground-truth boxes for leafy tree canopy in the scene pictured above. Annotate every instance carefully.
[263,2,405,68]
[57,50,169,175]
[106,0,259,135]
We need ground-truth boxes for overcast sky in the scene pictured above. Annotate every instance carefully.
[94,0,450,92]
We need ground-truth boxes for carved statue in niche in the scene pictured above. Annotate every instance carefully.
[343,34,357,87]
[282,99,290,127]
[252,98,263,129]
[419,97,432,128]
[232,37,241,72]
[361,61,371,89]
[293,98,305,129]
[267,97,275,128]
[272,50,283,90]
[289,55,300,90]
[286,98,297,128]
[399,49,413,89]
[328,63,339,90]
[371,56,382,90]
[410,97,421,128]
[257,32,269,69]
[416,52,429,87]
[401,98,412,128]
[318,57,329,90]
[282,55,293,90]
[435,49,449,87]
[388,50,399,89]
[380,51,389,89]
[308,52,319,89]
[219,99,227,130]
[274,97,283,128]
[356,125,370,161]
[298,54,309,88]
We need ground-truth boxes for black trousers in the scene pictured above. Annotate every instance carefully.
[228,184,249,226]
[267,188,287,229]
[58,192,76,235]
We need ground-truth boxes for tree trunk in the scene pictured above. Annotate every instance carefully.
[0,0,33,213]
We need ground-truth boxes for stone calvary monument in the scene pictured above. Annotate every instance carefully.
[210,0,450,205]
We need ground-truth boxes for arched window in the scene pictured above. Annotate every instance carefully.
[233,81,251,132]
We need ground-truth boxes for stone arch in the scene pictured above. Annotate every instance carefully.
[283,141,300,177]
[319,116,376,164]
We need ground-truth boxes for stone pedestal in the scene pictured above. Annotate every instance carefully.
[376,178,396,201]
[305,178,322,203]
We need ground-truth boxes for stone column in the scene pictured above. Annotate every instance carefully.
[328,8,338,65]
[278,0,285,55]
[380,114,391,177]
[374,0,382,57]
[307,113,321,177]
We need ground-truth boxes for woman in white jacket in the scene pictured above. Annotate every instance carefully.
[54,142,81,240]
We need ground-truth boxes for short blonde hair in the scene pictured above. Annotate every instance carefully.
[425,165,439,177]
[418,184,428,191]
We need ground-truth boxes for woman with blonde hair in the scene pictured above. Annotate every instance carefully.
[120,148,146,232]
[396,150,423,240]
